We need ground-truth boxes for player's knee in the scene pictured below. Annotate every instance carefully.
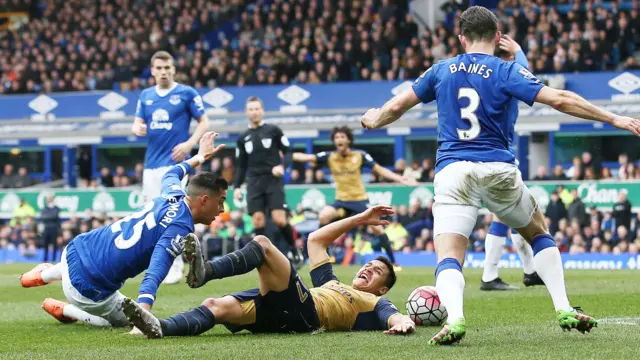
[252,235,273,254]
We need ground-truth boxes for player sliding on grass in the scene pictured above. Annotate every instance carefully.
[292,126,417,270]
[20,132,227,327]
[122,205,415,337]
[359,5,640,345]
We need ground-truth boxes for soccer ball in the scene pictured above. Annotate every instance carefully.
[406,286,447,326]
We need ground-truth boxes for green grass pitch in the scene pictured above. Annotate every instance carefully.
[1,264,639,359]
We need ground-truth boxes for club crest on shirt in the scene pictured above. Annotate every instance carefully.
[169,95,181,105]
[262,138,272,148]
[245,141,254,154]
[145,100,153,105]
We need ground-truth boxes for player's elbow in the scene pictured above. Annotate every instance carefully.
[548,90,575,111]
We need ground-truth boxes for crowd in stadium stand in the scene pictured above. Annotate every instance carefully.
[4,0,640,94]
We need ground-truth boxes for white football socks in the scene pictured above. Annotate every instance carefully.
[482,234,504,282]
[62,304,111,326]
[511,232,536,275]
[436,268,465,323]
[533,247,573,312]
[41,263,63,283]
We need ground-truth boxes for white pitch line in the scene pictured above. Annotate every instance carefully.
[599,317,640,326]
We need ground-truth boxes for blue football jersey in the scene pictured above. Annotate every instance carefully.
[135,83,206,169]
[507,50,531,156]
[65,162,195,306]
[412,53,544,173]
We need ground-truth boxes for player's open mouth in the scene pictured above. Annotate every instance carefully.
[358,272,369,282]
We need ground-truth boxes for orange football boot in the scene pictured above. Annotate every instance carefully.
[20,263,53,288]
[42,298,77,324]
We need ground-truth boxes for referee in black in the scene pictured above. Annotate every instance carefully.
[234,96,303,268]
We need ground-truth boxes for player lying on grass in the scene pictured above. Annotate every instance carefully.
[122,205,415,338]
[292,126,417,269]
[359,5,638,345]
[19,132,227,328]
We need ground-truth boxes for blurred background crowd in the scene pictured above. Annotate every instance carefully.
[3,0,640,94]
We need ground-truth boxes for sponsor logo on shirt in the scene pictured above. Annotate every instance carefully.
[150,109,173,130]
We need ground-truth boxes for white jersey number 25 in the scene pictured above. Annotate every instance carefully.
[111,202,157,249]
[457,88,481,140]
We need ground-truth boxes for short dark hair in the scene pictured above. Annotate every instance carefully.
[246,96,264,108]
[150,51,174,65]
[375,256,397,290]
[330,126,354,144]
[494,46,510,59]
[187,172,228,196]
[459,6,498,42]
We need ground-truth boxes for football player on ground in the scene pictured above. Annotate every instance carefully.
[121,205,415,338]
[360,6,640,345]
[132,51,211,284]
[481,34,543,291]
[20,133,227,328]
[292,126,417,270]
[234,96,303,268]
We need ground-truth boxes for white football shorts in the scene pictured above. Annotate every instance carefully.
[60,248,129,327]
[432,161,538,238]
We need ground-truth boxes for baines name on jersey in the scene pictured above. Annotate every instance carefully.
[159,198,180,228]
[449,62,493,79]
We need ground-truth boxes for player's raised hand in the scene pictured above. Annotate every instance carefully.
[132,122,147,136]
[358,205,394,226]
[197,132,226,161]
[361,108,381,130]
[272,164,285,177]
[499,34,522,56]
[612,115,640,136]
[384,317,416,335]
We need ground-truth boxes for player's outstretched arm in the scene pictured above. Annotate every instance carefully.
[307,206,394,267]
[137,225,190,310]
[372,164,418,186]
[292,153,317,163]
[535,87,640,135]
[361,89,421,130]
[385,314,416,335]
[161,132,226,196]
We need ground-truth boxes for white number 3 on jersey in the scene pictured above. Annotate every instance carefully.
[111,202,158,249]
[457,88,481,140]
